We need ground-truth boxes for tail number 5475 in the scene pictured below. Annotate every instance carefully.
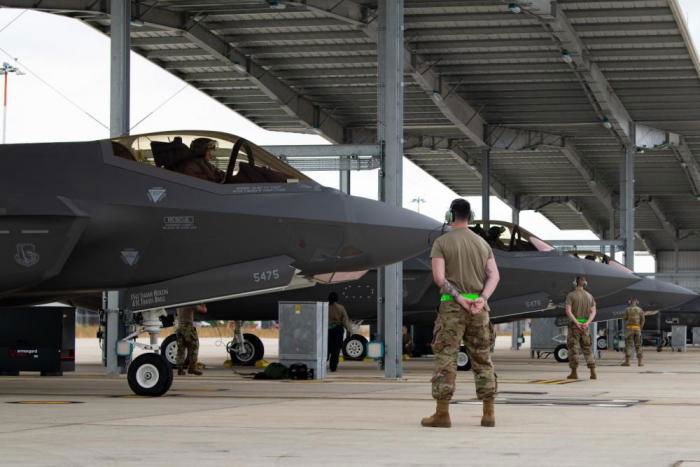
[253,269,280,282]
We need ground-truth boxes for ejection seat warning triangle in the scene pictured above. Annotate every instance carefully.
[147,187,167,204]
[121,249,140,266]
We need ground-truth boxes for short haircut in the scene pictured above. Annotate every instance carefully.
[450,198,471,221]
[575,276,586,287]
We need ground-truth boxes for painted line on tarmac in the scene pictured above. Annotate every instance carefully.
[453,397,645,408]
[6,400,84,405]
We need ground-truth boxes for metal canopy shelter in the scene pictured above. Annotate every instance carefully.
[6,0,700,259]
[6,0,700,260]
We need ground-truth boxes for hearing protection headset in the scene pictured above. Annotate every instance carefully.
[445,199,475,224]
[572,276,588,288]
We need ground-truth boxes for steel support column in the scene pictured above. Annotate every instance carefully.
[103,291,128,375]
[339,170,351,194]
[624,127,636,269]
[377,0,404,379]
[110,1,130,137]
[609,209,616,259]
[482,148,491,229]
[512,196,520,226]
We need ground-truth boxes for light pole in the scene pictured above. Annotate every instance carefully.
[1,62,24,144]
[411,196,426,213]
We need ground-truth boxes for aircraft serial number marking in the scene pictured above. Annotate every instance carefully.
[253,269,280,282]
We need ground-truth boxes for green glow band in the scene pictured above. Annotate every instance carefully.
[577,318,588,324]
[441,293,480,302]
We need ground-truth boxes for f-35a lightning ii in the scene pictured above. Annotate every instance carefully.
[0,130,441,395]
[541,252,697,327]
[166,221,642,362]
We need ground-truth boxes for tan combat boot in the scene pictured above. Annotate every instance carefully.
[177,366,186,376]
[621,357,630,367]
[421,400,451,428]
[481,399,496,427]
[589,365,597,380]
[638,357,644,367]
[566,368,578,379]
[188,367,203,376]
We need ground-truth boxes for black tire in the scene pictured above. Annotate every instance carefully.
[554,344,569,363]
[342,334,368,361]
[160,334,186,367]
[596,336,608,351]
[229,333,264,366]
[127,353,173,397]
[457,345,471,371]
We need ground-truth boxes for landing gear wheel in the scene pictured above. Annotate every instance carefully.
[127,353,173,397]
[343,334,368,361]
[457,346,471,371]
[554,344,569,363]
[596,336,608,350]
[229,333,264,366]
[160,334,187,367]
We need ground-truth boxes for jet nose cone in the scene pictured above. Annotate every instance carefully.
[629,278,698,310]
[342,196,442,269]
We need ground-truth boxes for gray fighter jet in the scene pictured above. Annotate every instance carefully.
[163,221,642,363]
[0,130,441,395]
[544,252,697,325]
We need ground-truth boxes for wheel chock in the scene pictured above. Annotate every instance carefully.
[339,356,345,362]
[402,354,411,361]
[255,359,270,369]
[223,359,232,368]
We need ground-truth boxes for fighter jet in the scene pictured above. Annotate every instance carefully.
[0,130,441,395]
[165,221,641,363]
[544,252,697,325]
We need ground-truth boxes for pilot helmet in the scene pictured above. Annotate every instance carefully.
[488,226,505,238]
[190,138,217,158]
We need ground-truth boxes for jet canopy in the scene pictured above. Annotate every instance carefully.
[111,130,311,184]
[470,221,554,252]
[570,251,633,274]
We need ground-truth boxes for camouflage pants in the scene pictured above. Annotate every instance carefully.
[430,302,497,401]
[176,323,199,370]
[567,325,595,369]
[625,330,643,360]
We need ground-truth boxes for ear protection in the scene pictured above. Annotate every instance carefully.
[572,277,588,288]
[445,199,475,224]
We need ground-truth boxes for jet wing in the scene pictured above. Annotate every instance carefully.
[0,196,88,295]
[118,255,310,312]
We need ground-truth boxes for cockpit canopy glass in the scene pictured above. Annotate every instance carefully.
[469,221,554,252]
[110,131,310,184]
[572,251,633,273]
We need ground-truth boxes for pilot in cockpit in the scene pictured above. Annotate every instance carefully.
[175,137,226,183]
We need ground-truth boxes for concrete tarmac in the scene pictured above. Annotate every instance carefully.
[1,343,699,466]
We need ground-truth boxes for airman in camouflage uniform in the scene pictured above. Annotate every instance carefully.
[564,277,597,380]
[176,304,206,375]
[622,298,645,367]
[421,199,500,429]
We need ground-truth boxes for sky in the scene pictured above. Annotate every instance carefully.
[3,2,699,272]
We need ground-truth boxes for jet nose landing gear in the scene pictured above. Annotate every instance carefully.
[128,353,173,396]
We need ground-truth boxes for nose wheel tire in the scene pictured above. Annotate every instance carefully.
[596,336,608,350]
[160,334,187,367]
[554,344,569,363]
[229,333,264,366]
[457,345,471,371]
[342,334,368,361]
[127,353,173,397]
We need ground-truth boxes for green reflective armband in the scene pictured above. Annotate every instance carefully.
[440,293,480,302]
[577,318,588,324]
